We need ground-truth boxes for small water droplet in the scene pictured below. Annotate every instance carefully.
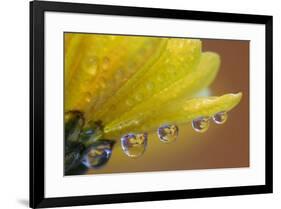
[178,41,184,48]
[192,117,210,133]
[81,140,114,169]
[115,68,124,80]
[117,124,123,130]
[134,93,143,102]
[212,111,228,124]
[157,74,164,82]
[146,82,154,90]
[157,124,178,143]
[165,59,170,64]
[126,98,134,106]
[102,57,110,69]
[84,56,98,75]
[85,92,92,103]
[121,133,147,158]
[99,77,106,89]
[133,120,140,125]
[109,36,116,40]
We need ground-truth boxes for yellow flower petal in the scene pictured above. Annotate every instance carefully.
[64,35,242,142]
[104,93,242,138]
[93,38,202,124]
[103,51,221,138]
[65,34,167,112]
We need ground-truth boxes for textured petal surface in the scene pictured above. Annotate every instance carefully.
[64,35,242,142]
[65,34,167,112]
[104,93,242,138]
[90,38,202,123]
[103,52,221,138]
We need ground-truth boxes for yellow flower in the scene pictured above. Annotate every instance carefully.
[64,33,242,174]
[65,33,241,138]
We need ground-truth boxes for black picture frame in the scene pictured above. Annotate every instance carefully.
[30,0,273,208]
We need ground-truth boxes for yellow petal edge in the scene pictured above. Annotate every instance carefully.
[104,93,242,138]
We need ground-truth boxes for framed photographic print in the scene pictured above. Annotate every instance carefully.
[30,0,273,208]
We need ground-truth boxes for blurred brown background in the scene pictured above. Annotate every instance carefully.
[87,38,250,175]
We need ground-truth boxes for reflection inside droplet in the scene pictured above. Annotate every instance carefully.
[192,116,210,133]
[157,124,178,143]
[121,133,147,158]
[212,111,228,124]
[81,140,114,169]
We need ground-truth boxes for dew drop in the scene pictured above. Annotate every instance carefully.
[146,82,154,90]
[192,116,210,133]
[126,98,134,106]
[102,57,110,69]
[99,77,106,89]
[81,140,114,169]
[157,124,178,143]
[165,59,170,64]
[133,120,140,126]
[121,133,148,158]
[178,41,184,48]
[84,56,98,75]
[157,74,165,82]
[134,93,143,102]
[85,92,92,103]
[109,36,116,40]
[115,68,124,81]
[212,111,228,124]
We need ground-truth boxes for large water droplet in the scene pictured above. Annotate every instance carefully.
[157,124,178,143]
[81,140,114,169]
[212,111,228,124]
[192,117,210,133]
[65,111,84,143]
[121,133,148,158]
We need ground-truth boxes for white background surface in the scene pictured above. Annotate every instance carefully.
[44,11,266,198]
[0,0,280,208]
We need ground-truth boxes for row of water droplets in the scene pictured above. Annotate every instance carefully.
[120,111,228,158]
[65,111,228,172]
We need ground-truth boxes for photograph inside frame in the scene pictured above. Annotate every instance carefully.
[64,33,249,176]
